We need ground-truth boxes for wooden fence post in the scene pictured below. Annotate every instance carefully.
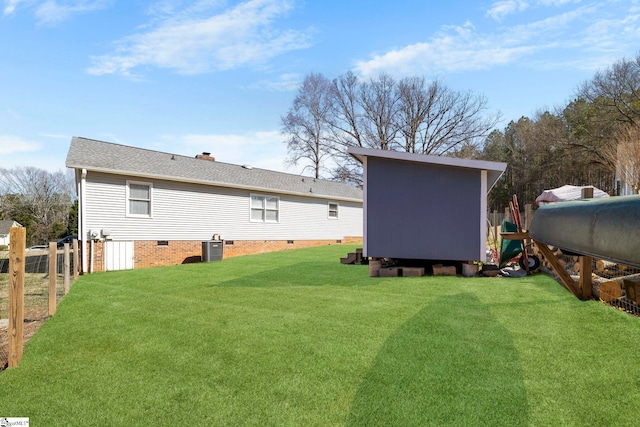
[64,243,70,295]
[8,227,26,368]
[504,206,511,222]
[525,203,533,230]
[49,242,57,316]
[579,256,593,300]
[493,210,498,245]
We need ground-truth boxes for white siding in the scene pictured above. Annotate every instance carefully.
[84,172,362,241]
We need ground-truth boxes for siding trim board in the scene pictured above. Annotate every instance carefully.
[480,170,488,261]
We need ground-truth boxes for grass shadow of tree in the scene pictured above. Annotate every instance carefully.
[346,293,529,426]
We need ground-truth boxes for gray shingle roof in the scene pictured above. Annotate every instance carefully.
[66,137,363,202]
[0,220,20,235]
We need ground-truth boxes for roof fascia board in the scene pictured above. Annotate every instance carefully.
[348,146,506,190]
[67,165,362,204]
[348,146,506,173]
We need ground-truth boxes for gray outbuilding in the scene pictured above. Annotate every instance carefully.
[349,147,506,262]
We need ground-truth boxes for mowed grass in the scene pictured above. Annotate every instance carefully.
[1,245,640,426]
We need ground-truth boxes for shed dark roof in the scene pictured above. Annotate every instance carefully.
[66,137,362,202]
[349,147,507,191]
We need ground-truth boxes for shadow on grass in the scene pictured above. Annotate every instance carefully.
[212,262,370,288]
[346,293,529,426]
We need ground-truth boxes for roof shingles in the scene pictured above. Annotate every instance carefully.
[66,137,362,201]
[0,220,20,235]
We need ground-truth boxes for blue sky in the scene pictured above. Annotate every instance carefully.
[1,0,639,174]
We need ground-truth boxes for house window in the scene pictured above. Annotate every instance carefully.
[328,202,339,219]
[251,194,279,222]
[127,181,152,217]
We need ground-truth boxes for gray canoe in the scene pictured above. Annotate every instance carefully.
[529,195,640,268]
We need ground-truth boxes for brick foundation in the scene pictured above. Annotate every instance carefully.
[85,237,362,272]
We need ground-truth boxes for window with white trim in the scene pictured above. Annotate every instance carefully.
[250,194,279,222]
[126,181,152,217]
[328,202,339,219]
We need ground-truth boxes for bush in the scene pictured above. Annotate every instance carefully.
[0,245,8,251]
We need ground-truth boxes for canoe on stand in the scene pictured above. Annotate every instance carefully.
[528,195,640,269]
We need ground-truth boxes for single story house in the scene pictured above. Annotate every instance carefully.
[66,137,363,272]
[0,220,22,248]
[349,147,506,263]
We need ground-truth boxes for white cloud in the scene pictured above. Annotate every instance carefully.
[3,0,108,23]
[249,73,302,91]
[486,0,530,21]
[88,0,312,77]
[538,0,580,6]
[486,0,583,21]
[169,130,292,173]
[3,0,27,15]
[39,133,70,139]
[35,0,109,25]
[355,21,538,77]
[0,135,39,154]
[355,2,638,78]
[577,10,640,56]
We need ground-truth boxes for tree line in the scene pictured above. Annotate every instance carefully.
[282,53,640,210]
[478,53,640,209]
[0,167,76,248]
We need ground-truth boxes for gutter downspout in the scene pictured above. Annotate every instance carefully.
[80,168,88,274]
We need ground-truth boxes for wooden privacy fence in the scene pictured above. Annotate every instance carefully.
[0,227,79,369]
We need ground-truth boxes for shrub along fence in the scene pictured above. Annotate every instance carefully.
[0,227,79,369]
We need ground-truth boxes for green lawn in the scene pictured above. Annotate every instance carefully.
[1,245,639,426]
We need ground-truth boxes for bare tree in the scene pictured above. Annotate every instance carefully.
[359,73,400,151]
[281,73,333,178]
[578,54,640,127]
[417,81,499,155]
[282,71,501,185]
[328,71,365,149]
[605,124,640,194]
[571,54,640,174]
[0,167,75,244]
[326,71,366,186]
[396,76,433,153]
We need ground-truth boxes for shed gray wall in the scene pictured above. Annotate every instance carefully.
[366,157,482,260]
